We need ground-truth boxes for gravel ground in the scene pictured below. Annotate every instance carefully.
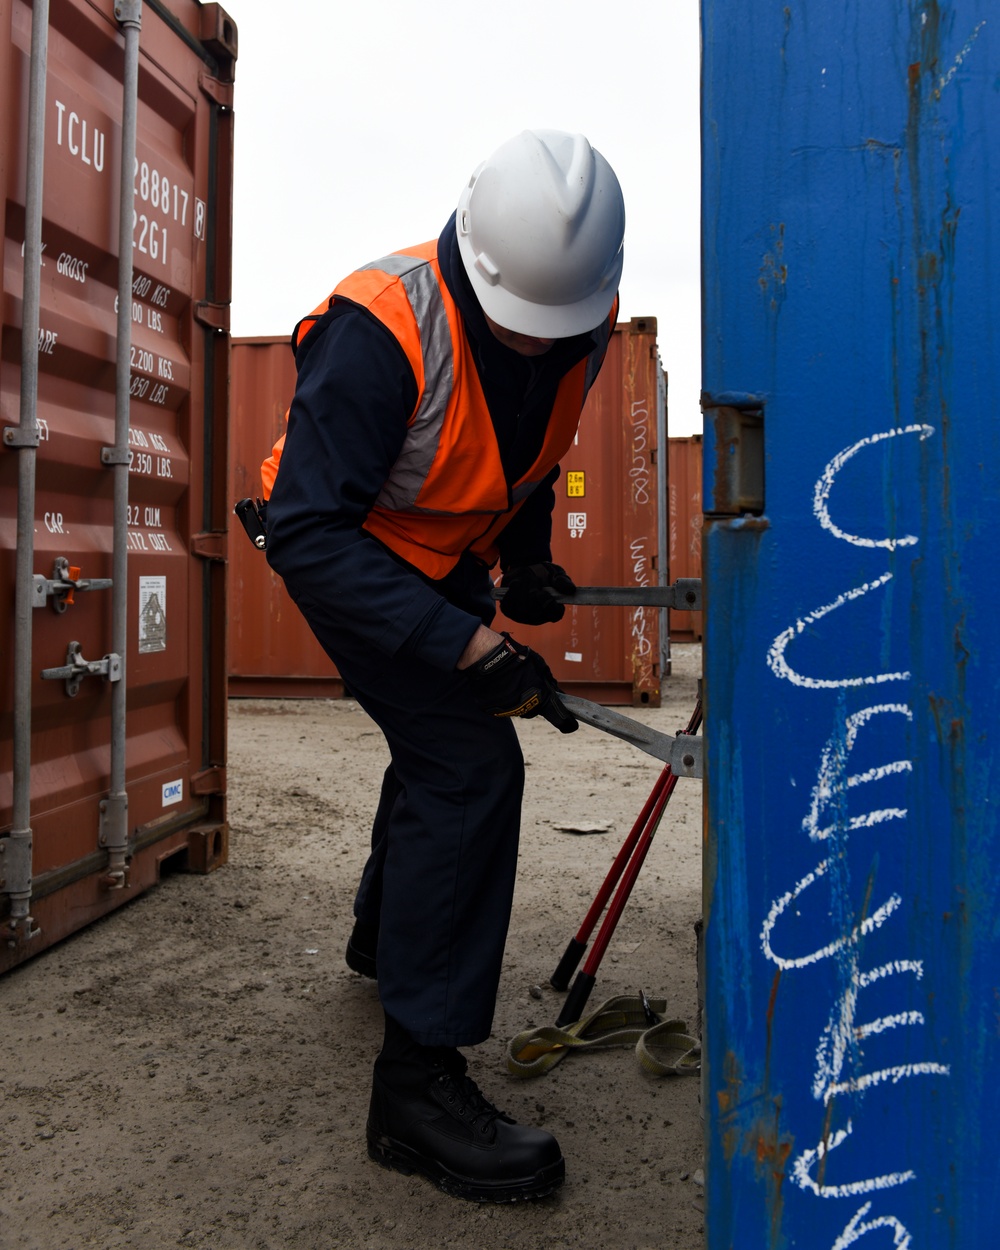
[1,645,705,1250]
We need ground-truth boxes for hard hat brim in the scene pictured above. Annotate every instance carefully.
[457,232,624,339]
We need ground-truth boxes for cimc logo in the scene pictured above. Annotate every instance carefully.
[162,779,183,807]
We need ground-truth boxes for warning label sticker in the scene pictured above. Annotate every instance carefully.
[139,575,167,653]
[566,471,586,497]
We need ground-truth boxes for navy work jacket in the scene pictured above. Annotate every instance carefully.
[265,214,612,672]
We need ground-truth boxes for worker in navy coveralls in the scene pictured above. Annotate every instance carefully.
[264,130,625,1202]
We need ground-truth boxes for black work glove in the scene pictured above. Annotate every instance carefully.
[499,562,576,625]
[466,633,578,734]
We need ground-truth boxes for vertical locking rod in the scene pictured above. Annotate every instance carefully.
[102,0,143,887]
[4,0,51,943]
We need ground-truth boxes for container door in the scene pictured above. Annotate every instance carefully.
[228,337,342,698]
[501,317,666,706]
[226,320,669,707]
[701,3,998,1246]
[1,0,237,971]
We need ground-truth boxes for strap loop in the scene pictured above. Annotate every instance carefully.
[506,994,701,1079]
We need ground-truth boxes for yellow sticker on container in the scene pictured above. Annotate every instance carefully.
[566,471,586,497]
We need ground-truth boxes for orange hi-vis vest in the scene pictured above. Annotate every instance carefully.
[261,239,616,580]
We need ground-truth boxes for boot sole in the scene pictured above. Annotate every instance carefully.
[366,1130,565,1203]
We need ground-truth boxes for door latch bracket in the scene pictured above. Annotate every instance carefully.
[41,642,122,697]
[33,557,113,612]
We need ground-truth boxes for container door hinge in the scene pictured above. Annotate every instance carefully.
[33,557,113,612]
[192,531,227,561]
[41,643,123,697]
[194,300,231,332]
[199,71,234,109]
[701,394,766,516]
[191,766,226,797]
[199,5,239,69]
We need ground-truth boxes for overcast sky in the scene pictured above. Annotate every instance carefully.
[223,0,703,436]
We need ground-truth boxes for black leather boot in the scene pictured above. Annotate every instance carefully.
[345,919,378,979]
[366,1015,564,1202]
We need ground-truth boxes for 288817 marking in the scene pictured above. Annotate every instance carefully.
[134,159,189,225]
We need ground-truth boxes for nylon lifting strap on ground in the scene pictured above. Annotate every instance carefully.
[506,993,701,1079]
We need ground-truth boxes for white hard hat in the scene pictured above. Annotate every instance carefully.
[456,129,625,338]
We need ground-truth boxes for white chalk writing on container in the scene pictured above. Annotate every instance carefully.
[629,399,651,506]
[760,423,948,1244]
[629,536,652,660]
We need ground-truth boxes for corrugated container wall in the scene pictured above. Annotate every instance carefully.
[229,319,669,706]
[667,435,702,642]
[514,317,666,704]
[701,2,999,1247]
[228,336,342,697]
[1,0,236,973]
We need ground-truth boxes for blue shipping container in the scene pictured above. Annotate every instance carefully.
[701,3,999,1248]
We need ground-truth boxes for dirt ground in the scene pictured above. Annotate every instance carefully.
[1,645,705,1250]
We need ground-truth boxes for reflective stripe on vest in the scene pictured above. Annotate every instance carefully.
[356,253,455,511]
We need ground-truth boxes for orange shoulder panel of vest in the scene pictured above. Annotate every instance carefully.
[393,240,438,263]
[260,423,287,499]
[293,291,337,347]
[336,268,428,405]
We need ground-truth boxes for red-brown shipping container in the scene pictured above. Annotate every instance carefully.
[509,317,667,704]
[228,318,670,706]
[667,434,703,641]
[228,335,343,697]
[1,0,237,973]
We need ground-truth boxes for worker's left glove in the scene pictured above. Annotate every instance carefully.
[499,562,576,625]
[465,633,578,734]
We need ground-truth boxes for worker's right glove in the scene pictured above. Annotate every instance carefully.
[499,562,575,625]
[465,633,578,734]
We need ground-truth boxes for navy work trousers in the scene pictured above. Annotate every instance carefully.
[290,598,525,1049]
